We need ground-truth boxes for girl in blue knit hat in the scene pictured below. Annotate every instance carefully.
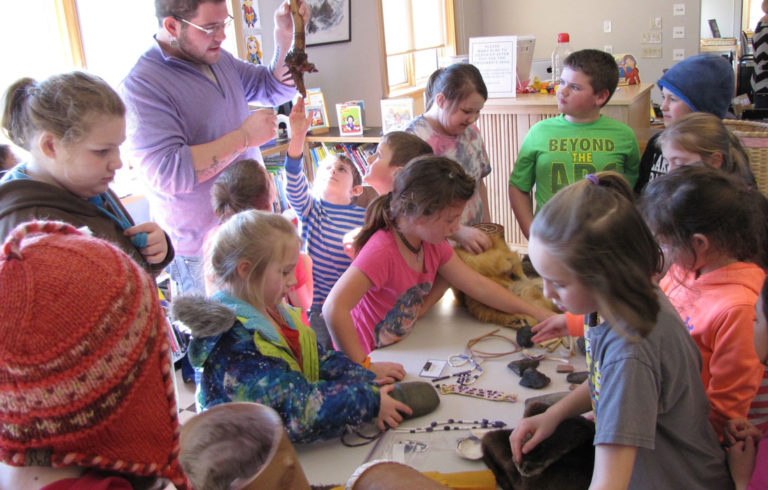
[634,54,735,193]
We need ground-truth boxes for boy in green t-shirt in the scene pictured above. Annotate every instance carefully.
[509,49,640,238]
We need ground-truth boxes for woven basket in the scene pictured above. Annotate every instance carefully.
[723,119,768,195]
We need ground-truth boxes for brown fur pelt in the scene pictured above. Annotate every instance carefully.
[480,401,595,490]
[454,234,556,329]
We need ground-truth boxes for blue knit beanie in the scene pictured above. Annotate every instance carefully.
[657,54,734,118]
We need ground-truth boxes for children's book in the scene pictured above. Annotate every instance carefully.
[336,101,364,136]
[381,98,414,134]
[304,88,330,134]
[615,53,640,86]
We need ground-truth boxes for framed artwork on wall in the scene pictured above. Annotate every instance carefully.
[306,0,351,46]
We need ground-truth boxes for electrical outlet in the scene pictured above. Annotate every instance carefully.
[673,26,685,39]
[604,20,612,33]
[673,48,685,60]
[641,46,663,58]
[673,3,685,16]
[604,45,613,54]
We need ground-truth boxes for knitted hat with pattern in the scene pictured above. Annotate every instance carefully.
[0,221,187,489]
[657,53,735,118]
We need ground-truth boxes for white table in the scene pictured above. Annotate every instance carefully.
[295,291,586,485]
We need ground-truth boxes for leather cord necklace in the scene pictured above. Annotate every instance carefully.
[395,228,422,255]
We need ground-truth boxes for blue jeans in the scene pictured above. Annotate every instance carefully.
[168,255,205,297]
[167,255,204,383]
[309,304,334,351]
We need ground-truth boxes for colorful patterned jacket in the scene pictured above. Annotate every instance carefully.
[172,292,380,443]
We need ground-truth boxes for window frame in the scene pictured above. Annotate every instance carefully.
[377,0,457,99]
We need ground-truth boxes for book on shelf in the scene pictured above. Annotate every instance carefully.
[263,155,290,213]
[336,100,365,136]
[307,141,377,179]
[304,87,330,134]
[381,98,414,134]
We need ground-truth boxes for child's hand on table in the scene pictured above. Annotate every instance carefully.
[369,361,405,385]
[377,384,413,430]
[531,314,568,343]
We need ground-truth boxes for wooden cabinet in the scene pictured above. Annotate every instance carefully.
[476,83,653,248]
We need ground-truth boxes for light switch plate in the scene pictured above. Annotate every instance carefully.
[604,45,613,54]
[673,3,685,16]
[604,20,612,33]
[673,26,685,38]
[673,48,685,60]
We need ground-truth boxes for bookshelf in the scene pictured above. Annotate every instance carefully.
[306,126,382,143]
[302,127,383,182]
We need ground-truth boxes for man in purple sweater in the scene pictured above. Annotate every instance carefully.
[121,0,307,294]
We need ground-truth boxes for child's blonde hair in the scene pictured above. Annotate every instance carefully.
[354,156,475,253]
[531,172,662,338]
[640,164,768,270]
[379,131,433,169]
[2,72,125,150]
[210,159,273,221]
[657,112,755,187]
[209,210,300,307]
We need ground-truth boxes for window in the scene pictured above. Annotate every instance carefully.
[379,0,455,97]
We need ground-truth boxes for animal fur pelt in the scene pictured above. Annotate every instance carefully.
[480,401,595,490]
[454,234,557,328]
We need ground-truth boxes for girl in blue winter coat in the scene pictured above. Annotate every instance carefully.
[171,210,410,443]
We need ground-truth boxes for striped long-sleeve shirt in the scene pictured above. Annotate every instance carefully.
[284,156,366,307]
[753,20,768,96]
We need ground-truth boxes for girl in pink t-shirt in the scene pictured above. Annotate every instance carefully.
[323,156,555,384]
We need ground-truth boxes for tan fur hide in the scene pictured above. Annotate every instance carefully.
[454,234,556,329]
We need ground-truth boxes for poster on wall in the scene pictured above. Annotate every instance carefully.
[306,0,351,46]
[245,34,263,64]
[236,0,264,64]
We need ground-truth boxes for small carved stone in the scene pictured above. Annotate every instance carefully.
[519,369,551,389]
[566,371,588,384]
[516,325,535,348]
[556,364,575,373]
[507,358,540,376]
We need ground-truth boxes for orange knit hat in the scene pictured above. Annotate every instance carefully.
[0,221,188,489]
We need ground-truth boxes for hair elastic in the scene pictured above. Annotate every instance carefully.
[585,174,599,185]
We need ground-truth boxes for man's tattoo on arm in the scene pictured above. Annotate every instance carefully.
[196,156,227,182]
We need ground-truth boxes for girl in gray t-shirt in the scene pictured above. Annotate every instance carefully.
[509,172,731,489]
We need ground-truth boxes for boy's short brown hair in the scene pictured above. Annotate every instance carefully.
[563,49,620,106]
[334,153,362,187]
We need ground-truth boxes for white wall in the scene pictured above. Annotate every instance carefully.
[701,0,741,38]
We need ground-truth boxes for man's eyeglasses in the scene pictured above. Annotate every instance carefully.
[175,15,233,36]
